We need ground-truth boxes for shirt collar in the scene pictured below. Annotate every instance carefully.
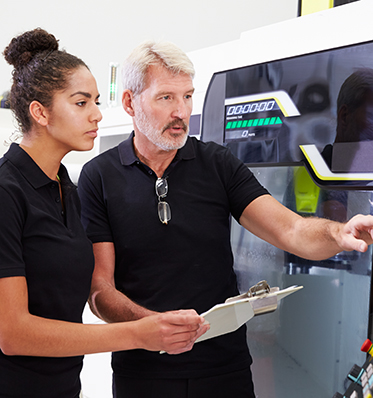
[118,131,196,166]
[4,143,72,189]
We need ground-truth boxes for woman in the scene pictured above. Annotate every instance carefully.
[0,28,207,397]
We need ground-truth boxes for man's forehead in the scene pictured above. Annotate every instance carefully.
[144,64,193,91]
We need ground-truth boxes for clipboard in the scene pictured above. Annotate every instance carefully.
[195,281,303,343]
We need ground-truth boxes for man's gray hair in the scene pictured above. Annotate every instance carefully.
[122,40,195,96]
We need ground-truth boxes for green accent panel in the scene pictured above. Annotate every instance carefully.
[293,167,320,214]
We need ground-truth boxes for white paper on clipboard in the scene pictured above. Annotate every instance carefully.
[196,284,303,343]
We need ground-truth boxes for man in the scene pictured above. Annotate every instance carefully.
[78,41,373,398]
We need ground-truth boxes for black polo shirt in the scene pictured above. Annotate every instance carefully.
[79,133,269,379]
[0,143,94,397]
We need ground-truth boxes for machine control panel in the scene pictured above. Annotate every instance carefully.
[334,339,373,398]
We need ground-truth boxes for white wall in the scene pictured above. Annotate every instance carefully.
[0,0,298,108]
[0,0,299,178]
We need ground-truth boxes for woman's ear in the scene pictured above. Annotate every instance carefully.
[122,90,136,117]
[29,101,49,127]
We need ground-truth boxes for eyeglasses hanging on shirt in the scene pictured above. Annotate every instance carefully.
[155,177,171,225]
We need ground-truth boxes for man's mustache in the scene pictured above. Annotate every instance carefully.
[162,120,188,133]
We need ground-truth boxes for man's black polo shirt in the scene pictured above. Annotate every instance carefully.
[0,143,94,397]
[79,133,269,379]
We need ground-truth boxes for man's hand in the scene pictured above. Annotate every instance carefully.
[134,310,209,354]
[338,214,373,253]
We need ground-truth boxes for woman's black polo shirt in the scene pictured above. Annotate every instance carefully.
[0,143,94,397]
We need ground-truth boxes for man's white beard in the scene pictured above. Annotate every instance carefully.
[135,106,189,151]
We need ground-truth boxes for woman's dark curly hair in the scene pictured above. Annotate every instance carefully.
[3,28,88,134]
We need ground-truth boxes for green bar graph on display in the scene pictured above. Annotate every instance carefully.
[225,117,283,129]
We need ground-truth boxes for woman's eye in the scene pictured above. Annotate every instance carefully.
[77,101,86,107]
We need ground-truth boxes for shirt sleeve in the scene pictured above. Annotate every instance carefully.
[78,163,114,243]
[0,186,26,278]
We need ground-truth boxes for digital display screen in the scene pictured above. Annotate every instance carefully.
[201,39,373,189]
[224,98,283,142]
[202,39,373,177]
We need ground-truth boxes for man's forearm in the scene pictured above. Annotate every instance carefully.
[89,242,158,323]
[292,214,373,261]
[240,196,373,261]
[89,284,157,323]
[291,216,344,260]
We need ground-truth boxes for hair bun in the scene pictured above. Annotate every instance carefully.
[3,28,59,69]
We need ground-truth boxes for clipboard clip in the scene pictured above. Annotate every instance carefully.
[247,280,271,297]
[226,280,273,303]
[225,280,279,315]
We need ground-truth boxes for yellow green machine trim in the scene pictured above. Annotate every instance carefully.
[300,144,373,189]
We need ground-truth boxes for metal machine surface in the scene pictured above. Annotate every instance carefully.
[201,41,373,397]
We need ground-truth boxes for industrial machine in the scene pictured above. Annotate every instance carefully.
[201,40,373,398]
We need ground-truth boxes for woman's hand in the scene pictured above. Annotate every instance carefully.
[133,310,209,354]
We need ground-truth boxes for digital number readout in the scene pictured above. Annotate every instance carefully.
[226,100,279,116]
